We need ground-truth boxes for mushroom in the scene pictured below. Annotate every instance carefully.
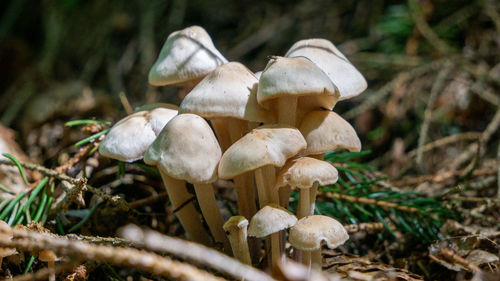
[248,204,297,271]
[38,250,59,281]
[99,105,178,162]
[218,125,307,207]
[179,62,275,219]
[149,26,228,90]
[223,216,251,265]
[0,221,16,268]
[289,215,348,270]
[285,38,367,100]
[145,114,224,247]
[275,157,338,218]
[257,56,339,127]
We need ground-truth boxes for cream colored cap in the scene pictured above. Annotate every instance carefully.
[179,62,274,123]
[299,110,361,155]
[289,215,348,251]
[248,204,297,237]
[223,216,249,232]
[144,114,221,184]
[275,157,338,189]
[285,38,367,100]
[218,124,307,179]
[149,26,228,86]
[257,56,339,110]
[99,106,178,162]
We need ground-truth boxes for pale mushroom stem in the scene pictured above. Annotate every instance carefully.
[297,188,311,219]
[228,118,257,219]
[278,96,298,126]
[311,249,322,270]
[271,232,282,273]
[255,166,278,207]
[302,251,311,267]
[226,224,251,265]
[159,170,212,245]
[48,259,55,281]
[278,186,291,208]
[309,182,319,216]
[210,119,231,152]
[193,183,231,254]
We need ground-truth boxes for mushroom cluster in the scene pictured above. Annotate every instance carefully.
[99,25,366,274]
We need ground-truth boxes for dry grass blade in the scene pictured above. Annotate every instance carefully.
[119,224,275,281]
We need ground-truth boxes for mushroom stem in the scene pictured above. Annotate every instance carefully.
[224,216,251,265]
[48,259,55,281]
[278,185,291,208]
[301,250,311,267]
[297,188,310,219]
[255,166,278,207]
[311,249,322,270]
[211,118,231,152]
[278,96,298,126]
[309,182,319,216]
[193,183,231,254]
[159,170,211,245]
[270,232,282,273]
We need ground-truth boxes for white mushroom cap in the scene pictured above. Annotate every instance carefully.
[149,26,228,86]
[299,110,361,155]
[275,157,338,189]
[257,56,339,110]
[289,215,348,251]
[248,204,297,238]
[218,124,307,179]
[144,114,221,184]
[99,106,178,162]
[179,62,274,123]
[285,38,367,100]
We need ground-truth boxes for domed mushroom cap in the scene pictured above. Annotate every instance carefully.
[149,26,228,86]
[179,62,274,123]
[223,216,249,232]
[257,56,339,110]
[218,124,307,179]
[299,110,361,155]
[275,157,338,189]
[144,114,221,184]
[289,215,348,251]
[285,38,367,100]
[248,204,297,238]
[99,106,178,162]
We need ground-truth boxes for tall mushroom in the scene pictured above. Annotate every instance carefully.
[144,114,225,247]
[285,38,367,100]
[257,56,339,127]
[248,204,297,271]
[149,26,228,90]
[289,215,348,270]
[179,62,275,219]
[275,157,338,218]
[218,125,307,207]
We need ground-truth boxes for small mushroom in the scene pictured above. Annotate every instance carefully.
[218,125,307,207]
[248,204,297,271]
[275,157,338,218]
[285,38,367,100]
[223,216,251,265]
[39,250,59,281]
[289,215,349,270]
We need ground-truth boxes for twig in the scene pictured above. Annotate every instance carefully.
[392,167,496,186]
[440,248,481,272]
[408,0,452,53]
[319,192,420,213]
[416,62,453,168]
[119,225,275,281]
[407,132,481,158]
[0,159,130,211]
[0,224,225,281]
[129,192,168,209]
[344,222,388,234]
[9,261,78,281]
